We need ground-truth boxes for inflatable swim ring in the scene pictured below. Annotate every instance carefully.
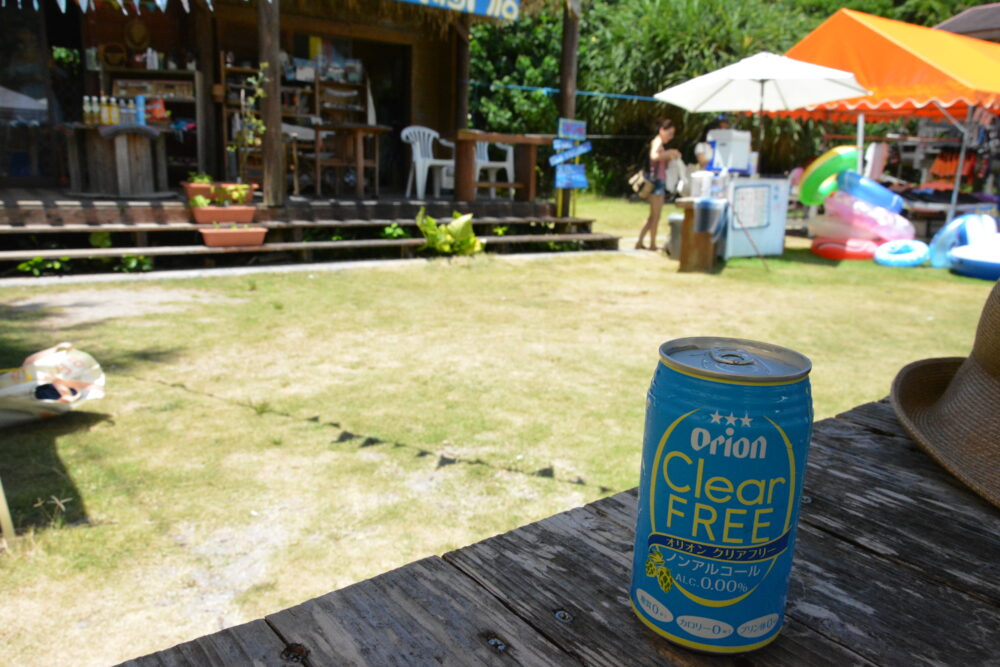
[874,239,930,267]
[947,238,1000,280]
[824,191,914,241]
[928,213,998,268]
[799,146,858,207]
[836,170,904,213]
[810,236,879,260]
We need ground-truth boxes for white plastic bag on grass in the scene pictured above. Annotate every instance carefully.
[0,343,105,427]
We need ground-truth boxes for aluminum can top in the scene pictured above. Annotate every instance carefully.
[659,337,811,384]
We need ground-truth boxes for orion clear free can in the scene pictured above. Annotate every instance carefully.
[630,337,813,653]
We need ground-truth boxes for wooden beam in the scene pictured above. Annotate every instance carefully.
[557,2,580,217]
[558,2,580,120]
[258,0,285,207]
[193,3,217,176]
[454,15,471,131]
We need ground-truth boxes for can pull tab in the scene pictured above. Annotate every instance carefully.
[709,347,756,366]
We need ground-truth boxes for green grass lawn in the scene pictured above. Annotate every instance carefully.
[0,195,993,666]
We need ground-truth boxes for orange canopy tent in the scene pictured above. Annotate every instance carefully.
[783,8,1000,121]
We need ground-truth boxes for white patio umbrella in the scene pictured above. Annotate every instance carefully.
[654,52,869,152]
[654,52,868,113]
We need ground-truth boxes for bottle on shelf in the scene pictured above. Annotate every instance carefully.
[119,98,128,125]
[110,97,120,124]
[126,98,137,125]
[82,96,91,124]
[98,95,108,124]
[135,95,146,126]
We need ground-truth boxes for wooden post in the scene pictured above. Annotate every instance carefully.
[455,15,471,131]
[0,473,14,544]
[193,4,217,176]
[677,198,716,273]
[455,137,476,202]
[258,0,285,207]
[557,1,580,217]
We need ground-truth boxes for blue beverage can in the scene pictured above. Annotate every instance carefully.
[630,337,813,653]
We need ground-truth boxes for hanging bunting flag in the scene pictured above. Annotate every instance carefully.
[388,0,519,21]
[179,0,189,11]
[154,0,168,11]
[55,0,67,12]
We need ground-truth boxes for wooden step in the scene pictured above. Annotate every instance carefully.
[474,181,523,189]
[0,233,619,262]
[0,216,596,235]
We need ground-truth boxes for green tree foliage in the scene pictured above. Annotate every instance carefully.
[469,0,972,193]
[469,14,562,133]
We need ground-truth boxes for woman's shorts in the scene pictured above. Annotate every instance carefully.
[651,178,666,196]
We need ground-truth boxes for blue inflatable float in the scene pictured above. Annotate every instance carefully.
[947,240,1000,280]
[929,214,998,268]
[837,170,904,214]
[874,239,930,267]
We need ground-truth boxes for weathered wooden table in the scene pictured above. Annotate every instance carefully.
[123,399,999,666]
[454,130,552,203]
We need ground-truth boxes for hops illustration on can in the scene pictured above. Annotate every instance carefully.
[630,337,813,653]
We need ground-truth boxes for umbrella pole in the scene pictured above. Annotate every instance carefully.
[946,106,974,224]
[758,82,765,166]
[856,113,865,173]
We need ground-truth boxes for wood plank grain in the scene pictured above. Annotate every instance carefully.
[788,522,1000,666]
[265,555,572,666]
[833,399,904,437]
[803,416,1000,605]
[118,618,288,666]
[446,498,873,666]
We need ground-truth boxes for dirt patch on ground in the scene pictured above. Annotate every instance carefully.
[5,288,242,327]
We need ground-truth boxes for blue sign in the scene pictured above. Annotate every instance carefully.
[552,138,577,151]
[548,141,592,166]
[557,118,587,140]
[389,0,519,20]
[555,163,588,190]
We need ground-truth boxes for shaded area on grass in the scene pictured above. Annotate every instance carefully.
[0,411,111,533]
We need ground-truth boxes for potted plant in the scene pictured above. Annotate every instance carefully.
[180,172,215,200]
[188,186,256,225]
[198,222,267,247]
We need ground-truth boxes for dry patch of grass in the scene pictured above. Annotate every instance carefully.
[0,222,992,665]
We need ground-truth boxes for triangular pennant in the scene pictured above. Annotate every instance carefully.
[154,0,169,11]
[132,0,142,14]
[179,0,190,12]
[55,0,67,12]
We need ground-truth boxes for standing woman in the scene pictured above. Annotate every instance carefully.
[637,119,682,251]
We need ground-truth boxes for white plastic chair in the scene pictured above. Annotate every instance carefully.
[475,142,514,199]
[401,126,455,199]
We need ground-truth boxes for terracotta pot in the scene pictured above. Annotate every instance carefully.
[181,181,214,200]
[191,205,257,225]
[199,227,267,247]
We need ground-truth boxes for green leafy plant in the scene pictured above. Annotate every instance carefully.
[189,194,212,209]
[216,184,251,206]
[414,207,483,256]
[114,255,153,273]
[227,62,269,185]
[380,223,410,239]
[17,256,72,276]
[187,172,213,184]
[492,225,508,237]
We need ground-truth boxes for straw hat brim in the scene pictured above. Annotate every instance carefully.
[890,355,1000,508]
